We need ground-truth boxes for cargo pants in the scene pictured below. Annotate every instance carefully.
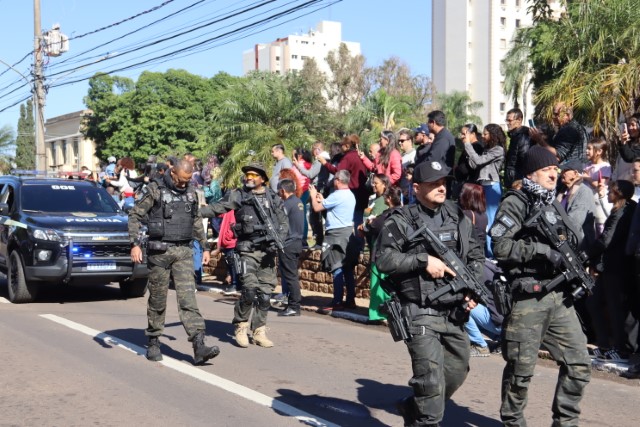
[233,248,277,330]
[404,313,470,425]
[501,289,591,427]
[145,245,206,341]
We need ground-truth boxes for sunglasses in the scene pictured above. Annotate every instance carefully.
[398,139,410,143]
[245,171,260,178]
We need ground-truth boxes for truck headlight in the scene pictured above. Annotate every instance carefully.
[31,228,62,242]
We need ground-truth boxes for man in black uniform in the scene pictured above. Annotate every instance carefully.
[375,160,485,427]
[276,178,305,317]
[129,159,219,365]
[490,145,591,426]
[201,162,288,348]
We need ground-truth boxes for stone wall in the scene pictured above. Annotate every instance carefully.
[204,249,372,298]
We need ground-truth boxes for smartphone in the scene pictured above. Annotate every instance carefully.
[528,119,536,129]
[621,123,628,134]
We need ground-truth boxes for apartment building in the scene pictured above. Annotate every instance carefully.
[432,0,546,125]
[242,21,361,77]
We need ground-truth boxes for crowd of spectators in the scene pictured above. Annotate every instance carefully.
[80,106,640,378]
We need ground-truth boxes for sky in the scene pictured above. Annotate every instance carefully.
[0,0,432,135]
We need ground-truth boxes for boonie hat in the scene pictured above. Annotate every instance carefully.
[241,162,269,182]
[413,161,452,184]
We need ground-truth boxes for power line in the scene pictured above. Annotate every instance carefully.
[67,0,176,41]
[50,0,328,88]
[0,95,31,114]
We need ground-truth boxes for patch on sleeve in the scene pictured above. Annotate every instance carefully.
[499,214,515,228]
[491,223,506,238]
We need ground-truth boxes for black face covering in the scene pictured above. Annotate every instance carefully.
[164,171,187,194]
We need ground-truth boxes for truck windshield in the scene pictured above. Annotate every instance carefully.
[21,184,121,213]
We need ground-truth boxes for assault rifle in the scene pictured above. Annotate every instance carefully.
[523,209,594,299]
[407,223,491,306]
[251,193,286,252]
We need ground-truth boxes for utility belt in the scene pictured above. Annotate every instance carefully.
[404,302,467,332]
[511,276,554,296]
[147,239,191,251]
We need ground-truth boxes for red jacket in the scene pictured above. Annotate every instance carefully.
[361,149,403,185]
[218,210,237,249]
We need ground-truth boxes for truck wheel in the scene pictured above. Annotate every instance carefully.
[119,278,148,298]
[7,251,38,303]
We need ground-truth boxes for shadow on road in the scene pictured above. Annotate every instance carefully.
[0,277,139,304]
[355,378,501,426]
[275,388,390,427]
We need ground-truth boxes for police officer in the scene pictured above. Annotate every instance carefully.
[129,159,219,365]
[201,162,288,348]
[490,145,591,426]
[375,160,485,427]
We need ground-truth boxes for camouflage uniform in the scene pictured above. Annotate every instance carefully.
[491,190,591,427]
[201,185,288,331]
[128,179,209,341]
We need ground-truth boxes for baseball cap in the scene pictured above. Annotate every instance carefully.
[412,161,452,184]
[559,159,584,172]
[107,156,116,163]
[414,124,429,135]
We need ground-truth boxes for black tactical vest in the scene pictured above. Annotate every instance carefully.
[234,189,278,243]
[394,202,470,307]
[147,183,197,242]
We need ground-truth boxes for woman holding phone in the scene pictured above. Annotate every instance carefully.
[612,114,640,181]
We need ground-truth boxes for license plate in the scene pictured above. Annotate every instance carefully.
[87,262,116,271]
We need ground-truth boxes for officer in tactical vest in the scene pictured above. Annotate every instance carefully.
[201,162,288,348]
[375,160,485,427]
[129,159,220,365]
[490,145,591,426]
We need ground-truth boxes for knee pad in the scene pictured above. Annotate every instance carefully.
[240,288,257,306]
[256,290,272,311]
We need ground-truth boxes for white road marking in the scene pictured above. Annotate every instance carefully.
[40,314,338,427]
[0,297,10,303]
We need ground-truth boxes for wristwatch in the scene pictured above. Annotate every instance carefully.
[131,238,141,248]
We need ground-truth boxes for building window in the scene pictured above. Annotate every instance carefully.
[275,56,280,61]
[500,102,506,112]
[468,41,472,49]
[301,40,309,45]
[500,17,506,27]
[515,19,521,28]
[301,55,309,60]
[501,0,506,4]
[291,54,298,59]
[516,0,521,6]
[500,38,507,49]
[468,20,472,28]
[73,138,79,167]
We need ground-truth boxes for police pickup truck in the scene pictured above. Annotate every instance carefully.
[0,174,148,303]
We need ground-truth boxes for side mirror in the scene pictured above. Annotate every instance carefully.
[0,202,9,216]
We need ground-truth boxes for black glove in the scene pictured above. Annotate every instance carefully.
[547,249,563,269]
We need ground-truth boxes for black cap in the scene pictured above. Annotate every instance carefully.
[413,124,429,135]
[412,161,452,183]
[521,145,558,176]
[559,159,584,172]
[241,162,269,182]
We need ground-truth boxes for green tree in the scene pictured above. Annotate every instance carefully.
[435,91,483,134]
[14,99,35,169]
[0,125,15,173]
[505,0,640,135]
[209,72,314,187]
[325,43,367,115]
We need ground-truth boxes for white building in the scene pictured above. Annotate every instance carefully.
[432,0,554,126]
[242,21,360,76]
[45,110,99,172]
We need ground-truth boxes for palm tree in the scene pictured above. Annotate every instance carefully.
[501,28,533,116]
[0,125,15,173]
[209,72,314,187]
[435,91,483,134]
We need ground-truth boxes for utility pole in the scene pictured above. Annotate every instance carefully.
[33,0,46,171]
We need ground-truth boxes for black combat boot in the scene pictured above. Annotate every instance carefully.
[192,331,220,365]
[146,336,162,362]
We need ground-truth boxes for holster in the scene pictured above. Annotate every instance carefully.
[147,240,168,252]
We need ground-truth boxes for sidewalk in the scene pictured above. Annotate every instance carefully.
[197,275,636,378]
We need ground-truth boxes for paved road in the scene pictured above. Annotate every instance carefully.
[0,282,638,426]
